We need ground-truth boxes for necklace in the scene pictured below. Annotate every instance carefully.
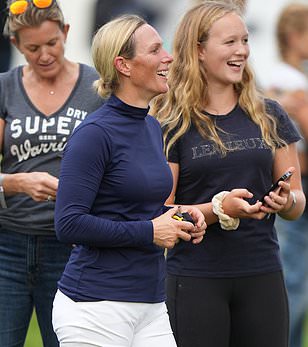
[49,90,55,95]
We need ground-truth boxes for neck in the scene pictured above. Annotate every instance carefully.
[205,87,238,115]
[25,59,76,86]
[23,60,78,96]
[115,89,150,109]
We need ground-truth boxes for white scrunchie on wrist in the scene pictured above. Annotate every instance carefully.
[212,191,240,231]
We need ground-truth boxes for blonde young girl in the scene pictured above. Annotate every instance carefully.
[151,1,305,346]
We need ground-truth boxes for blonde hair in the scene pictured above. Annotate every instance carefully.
[151,1,284,157]
[91,14,146,99]
[5,0,65,40]
[276,3,308,60]
[192,0,247,14]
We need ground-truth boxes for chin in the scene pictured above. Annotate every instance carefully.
[231,79,242,85]
[232,73,244,83]
[39,61,59,73]
[149,84,169,99]
[159,84,169,94]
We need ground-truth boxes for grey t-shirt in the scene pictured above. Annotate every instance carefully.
[0,64,103,235]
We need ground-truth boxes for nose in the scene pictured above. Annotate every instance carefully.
[39,45,52,62]
[161,48,173,64]
[235,42,249,56]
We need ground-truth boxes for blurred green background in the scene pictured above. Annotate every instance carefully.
[25,310,308,347]
[24,312,42,347]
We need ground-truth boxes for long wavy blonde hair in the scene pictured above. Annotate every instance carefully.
[151,1,285,157]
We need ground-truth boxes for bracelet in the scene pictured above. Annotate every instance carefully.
[0,174,7,209]
[212,191,240,231]
[283,191,296,213]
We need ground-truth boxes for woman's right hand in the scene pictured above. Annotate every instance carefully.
[22,172,58,201]
[152,206,195,249]
[222,189,265,220]
[11,172,58,202]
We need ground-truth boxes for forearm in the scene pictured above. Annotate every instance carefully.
[55,210,154,247]
[1,173,27,195]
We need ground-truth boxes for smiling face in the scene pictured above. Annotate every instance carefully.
[198,12,249,88]
[12,20,68,79]
[122,24,173,105]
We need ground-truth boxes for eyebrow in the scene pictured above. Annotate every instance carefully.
[24,37,57,47]
[223,32,249,40]
[148,41,163,48]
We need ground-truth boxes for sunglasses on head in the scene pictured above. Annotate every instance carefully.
[9,0,53,15]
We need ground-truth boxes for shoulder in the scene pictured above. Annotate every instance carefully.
[74,64,102,107]
[77,105,107,128]
[146,114,167,137]
[79,63,99,80]
[264,98,286,116]
[0,67,21,111]
[146,114,161,126]
[264,98,301,143]
[265,97,291,126]
[0,66,20,85]
[76,63,99,92]
[68,107,111,150]
[74,101,116,134]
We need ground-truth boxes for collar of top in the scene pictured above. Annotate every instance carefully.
[109,94,150,120]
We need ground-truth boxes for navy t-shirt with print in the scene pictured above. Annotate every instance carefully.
[166,99,301,278]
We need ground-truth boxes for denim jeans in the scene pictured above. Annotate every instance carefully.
[0,229,72,347]
[276,213,308,347]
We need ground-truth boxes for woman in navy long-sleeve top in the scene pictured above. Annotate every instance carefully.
[52,14,206,347]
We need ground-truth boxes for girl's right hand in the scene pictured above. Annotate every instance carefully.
[222,189,266,220]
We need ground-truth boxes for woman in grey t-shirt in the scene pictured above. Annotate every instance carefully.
[0,1,102,346]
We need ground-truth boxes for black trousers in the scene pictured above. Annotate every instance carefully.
[166,271,289,347]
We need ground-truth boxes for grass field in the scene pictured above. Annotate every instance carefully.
[24,312,42,347]
[25,310,308,347]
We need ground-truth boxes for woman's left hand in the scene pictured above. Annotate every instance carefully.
[181,206,207,244]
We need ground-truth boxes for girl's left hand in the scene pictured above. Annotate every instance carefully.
[260,180,291,214]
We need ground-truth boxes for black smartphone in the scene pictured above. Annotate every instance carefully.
[260,170,293,203]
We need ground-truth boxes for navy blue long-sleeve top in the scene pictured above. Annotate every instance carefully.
[55,94,173,302]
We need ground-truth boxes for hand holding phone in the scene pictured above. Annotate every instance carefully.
[260,170,293,203]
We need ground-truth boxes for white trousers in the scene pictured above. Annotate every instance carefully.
[52,290,177,347]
